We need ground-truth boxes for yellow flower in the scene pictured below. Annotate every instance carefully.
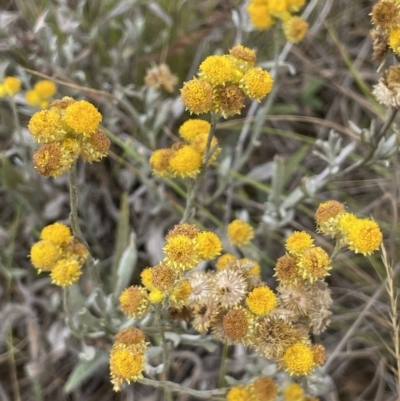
[64,100,102,134]
[268,0,287,14]
[28,109,65,143]
[190,133,220,162]
[247,4,274,30]
[283,17,308,43]
[287,0,306,12]
[285,231,314,256]
[344,218,383,255]
[315,200,345,237]
[180,78,213,114]
[30,240,59,271]
[169,280,192,306]
[150,148,173,177]
[298,247,331,282]
[195,231,222,260]
[163,234,199,270]
[249,376,278,401]
[337,212,358,235]
[148,289,165,304]
[283,383,305,401]
[389,27,400,54]
[168,145,202,178]
[246,286,277,316]
[281,343,315,376]
[41,222,72,245]
[110,346,145,391]
[26,89,42,107]
[199,55,241,86]
[119,286,150,318]
[241,67,274,101]
[229,44,257,67]
[215,253,238,270]
[141,267,155,290]
[226,385,251,401]
[3,76,21,96]
[50,258,82,287]
[34,80,57,99]
[227,219,255,247]
[213,84,246,118]
[178,119,211,142]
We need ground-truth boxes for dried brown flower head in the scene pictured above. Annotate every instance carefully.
[191,298,220,333]
[250,376,278,401]
[278,283,310,316]
[274,254,299,284]
[187,271,212,304]
[371,0,400,29]
[371,29,389,62]
[212,268,248,308]
[312,344,326,366]
[221,307,250,343]
[144,63,178,93]
[166,223,200,240]
[151,262,175,291]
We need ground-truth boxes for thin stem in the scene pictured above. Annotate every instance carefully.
[155,304,172,401]
[330,237,343,262]
[138,377,227,399]
[218,342,229,388]
[180,112,219,223]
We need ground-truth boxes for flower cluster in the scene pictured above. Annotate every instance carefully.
[26,80,57,108]
[109,327,148,391]
[144,63,178,93]
[247,0,309,43]
[315,200,383,255]
[0,76,21,97]
[226,378,319,401]
[29,222,89,287]
[149,118,221,178]
[28,97,110,177]
[180,44,273,118]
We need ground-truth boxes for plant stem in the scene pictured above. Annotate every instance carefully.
[180,112,219,223]
[218,342,228,388]
[330,237,342,262]
[138,377,227,399]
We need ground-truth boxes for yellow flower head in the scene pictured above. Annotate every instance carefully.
[119,285,150,318]
[312,344,326,366]
[371,0,400,29]
[241,67,273,101]
[148,289,165,304]
[150,148,173,177]
[298,247,331,282]
[110,346,145,391]
[140,267,155,291]
[283,383,305,401]
[28,109,65,143]
[274,254,299,284]
[169,280,192,306]
[151,263,175,291]
[337,212,358,235]
[179,119,211,142]
[214,84,246,118]
[50,258,82,287]
[287,0,306,12]
[34,80,57,99]
[283,17,308,43]
[268,0,287,14]
[199,55,241,86]
[41,222,72,245]
[227,219,255,247]
[250,376,278,401]
[285,231,314,256]
[247,4,274,30]
[195,231,222,260]
[226,385,251,401]
[222,307,249,343]
[30,240,59,271]
[114,327,147,353]
[180,78,213,114]
[168,145,202,178]
[315,200,345,237]
[216,253,238,270]
[26,89,42,107]
[80,128,110,163]
[64,100,102,135]
[33,142,64,177]
[191,133,220,163]
[389,27,400,54]
[246,286,277,315]
[163,234,199,270]
[229,44,257,66]
[345,218,383,255]
[281,343,315,376]
[3,76,21,96]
